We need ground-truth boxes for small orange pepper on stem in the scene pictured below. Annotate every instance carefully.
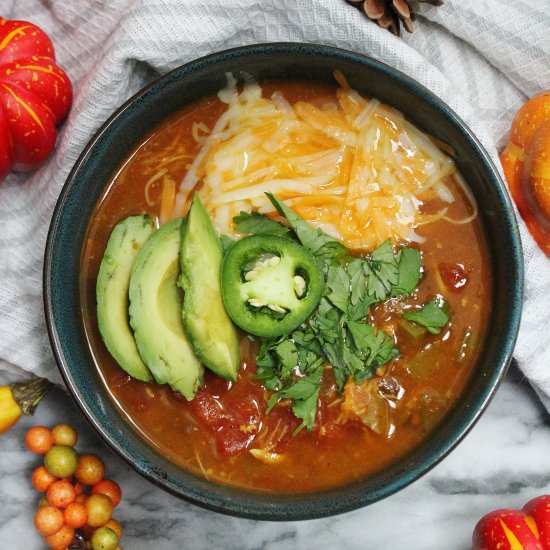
[0,377,53,434]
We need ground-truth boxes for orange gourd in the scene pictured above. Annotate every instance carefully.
[501,93,550,255]
[0,17,72,181]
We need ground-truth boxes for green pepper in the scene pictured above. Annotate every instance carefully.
[221,235,324,337]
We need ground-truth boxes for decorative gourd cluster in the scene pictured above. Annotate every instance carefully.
[26,424,123,550]
[0,18,72,180]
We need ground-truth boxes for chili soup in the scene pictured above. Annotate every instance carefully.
[81,76,492,494]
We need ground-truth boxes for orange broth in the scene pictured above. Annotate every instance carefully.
[80,81,492,493]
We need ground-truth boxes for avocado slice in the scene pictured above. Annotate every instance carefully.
[179,194,241,381]
[96,215,155,382]
[129,218,203,399]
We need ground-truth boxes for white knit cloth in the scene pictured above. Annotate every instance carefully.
[1,0,549,410]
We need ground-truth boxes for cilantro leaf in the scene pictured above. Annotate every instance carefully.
[364,261,390,301]
[403,297,450,334]
[347,320,378,350]
[364,328,400,369]
[233,211,290,237]
[275,339,298,381]
[274,365,323,401]
[371,239,396,264]
[347,295,377,322]
[347,259,367,306]
[266,363,323,434]
[347,259,377,320]
[266,193,347,263]
[368,239,399,297]
[255,337,282,391]
[292,327,324,371]
[255,361,280,391]
[309,298,347,389]
[391,247,422,296]
[291,387,321,435]
[346,321,399,382]
[259,329,325,430]
[326,265,350,312]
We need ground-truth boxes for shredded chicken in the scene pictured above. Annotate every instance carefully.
[249,449,285,464]
[339,379,391,436]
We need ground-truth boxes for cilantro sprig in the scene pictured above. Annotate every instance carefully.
[234,194,443,434]
[234,210,290,237]
[266,192,347,266]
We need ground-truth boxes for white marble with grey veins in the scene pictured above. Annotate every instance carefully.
[0,364,549,550]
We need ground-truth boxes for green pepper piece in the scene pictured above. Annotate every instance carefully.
[221,235,325,337]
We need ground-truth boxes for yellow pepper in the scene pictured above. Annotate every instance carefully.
[0,378,53,434]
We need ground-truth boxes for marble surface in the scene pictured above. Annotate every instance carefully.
[0,364,549,550]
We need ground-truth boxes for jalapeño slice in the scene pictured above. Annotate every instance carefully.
[221,235,324,337]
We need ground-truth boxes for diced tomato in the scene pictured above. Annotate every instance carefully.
[192,391,224,425]
[190,373,264,456]
[217,419,254,456]
[261,406,301,452]
[438,262,468,291]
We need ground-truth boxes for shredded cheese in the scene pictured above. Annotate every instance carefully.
[172,73,476,249]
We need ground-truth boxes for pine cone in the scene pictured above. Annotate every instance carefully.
[346,0,443,36]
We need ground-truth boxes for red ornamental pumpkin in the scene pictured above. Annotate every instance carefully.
[0,18,72,180]
[472,495,550,550]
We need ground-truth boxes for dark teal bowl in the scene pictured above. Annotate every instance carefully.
[44,43,523,520]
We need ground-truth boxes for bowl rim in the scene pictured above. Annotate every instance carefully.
[43,42,523,520]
